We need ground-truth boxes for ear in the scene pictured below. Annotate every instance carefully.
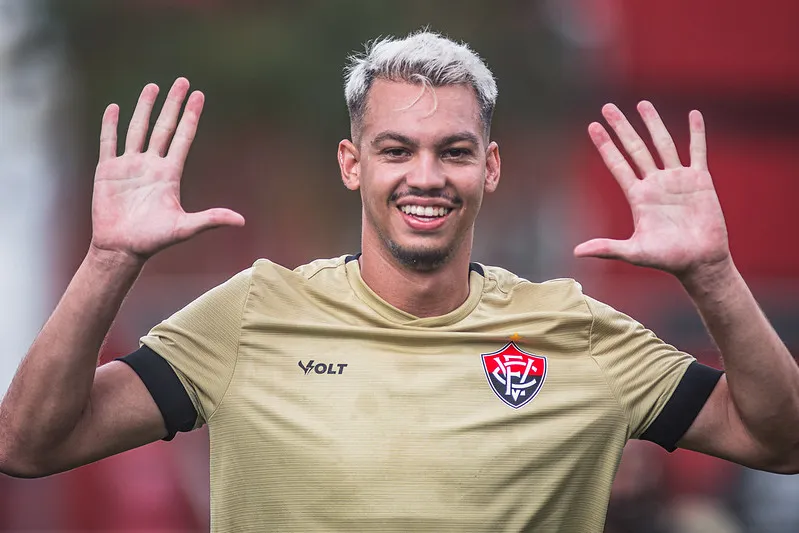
[338,139,361,191]
[484,141,501,193]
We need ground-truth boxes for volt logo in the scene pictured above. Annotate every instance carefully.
[298,360,348,375]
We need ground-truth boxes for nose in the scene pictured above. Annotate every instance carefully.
[405,151,446,190]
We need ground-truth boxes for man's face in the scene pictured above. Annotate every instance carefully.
[339,79,500,271]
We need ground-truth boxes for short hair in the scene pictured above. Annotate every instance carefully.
[344,30,498,141]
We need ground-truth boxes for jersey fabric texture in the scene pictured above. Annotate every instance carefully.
[127,255,721,532]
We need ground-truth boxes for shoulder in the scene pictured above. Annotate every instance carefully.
[477,263,589,312]
[238,255,358,323]
[244,255,352,301]
[291,255,351,279]
[249,255,349,282]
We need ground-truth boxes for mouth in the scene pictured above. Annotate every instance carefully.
[396,203,454,230]
[398,204,452,219]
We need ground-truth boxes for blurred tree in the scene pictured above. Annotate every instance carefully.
[49,0,576,138]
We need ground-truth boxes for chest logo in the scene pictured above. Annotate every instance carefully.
[481,342,547,408]
[298,360,348,375]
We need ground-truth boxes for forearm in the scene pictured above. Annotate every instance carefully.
[0,246,144,462]
[682,258,799,452]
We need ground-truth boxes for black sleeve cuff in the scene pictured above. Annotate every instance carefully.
[639,361,723,452]
[117,346,198,441]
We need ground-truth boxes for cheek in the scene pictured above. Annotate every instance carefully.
[361,165,402,201]
[457,173,486,201]
[359,179,390,221]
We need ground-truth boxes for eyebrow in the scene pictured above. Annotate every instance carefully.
[435,132,481,150]
[371,130,481,150]
[371,131,419,149]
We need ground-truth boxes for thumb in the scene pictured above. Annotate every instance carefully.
[176,208,246,240]
[573,238,635,261]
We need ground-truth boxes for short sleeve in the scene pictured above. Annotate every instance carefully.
[586,296,695,440]
[140,268,253,426]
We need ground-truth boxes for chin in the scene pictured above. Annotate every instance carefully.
[387,239,455,272]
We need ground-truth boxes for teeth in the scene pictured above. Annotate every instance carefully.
[399,205,451,217]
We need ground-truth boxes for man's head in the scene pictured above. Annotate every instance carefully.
[338,31,501,273]
[344,30,497,144]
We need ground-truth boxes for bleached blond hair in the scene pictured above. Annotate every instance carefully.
[344,30,498,141]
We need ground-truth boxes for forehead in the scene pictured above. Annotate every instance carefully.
[361,79,483,144]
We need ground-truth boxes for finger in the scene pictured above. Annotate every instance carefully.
[166,91,205,166]
[637,101,682,168]
[99,104,119,163]
[147,78,190,156]
[588,122,639,193]
[125,84,160,154]
[689,110,708,171]
[600,103,658,176]
[174,208,245,241]
[574,238,637,261]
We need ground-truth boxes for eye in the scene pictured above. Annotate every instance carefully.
[442,148,471,159]
[383,147,411,158]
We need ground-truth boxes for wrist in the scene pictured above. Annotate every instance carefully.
[86,243,147,274]
[679,256,739,300]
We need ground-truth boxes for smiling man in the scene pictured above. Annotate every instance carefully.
[1,30,798,533]
[339,75,500,315]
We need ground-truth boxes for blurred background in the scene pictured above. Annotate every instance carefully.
[1,0,798,531]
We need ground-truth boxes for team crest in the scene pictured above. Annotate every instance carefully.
[481,342,547,408]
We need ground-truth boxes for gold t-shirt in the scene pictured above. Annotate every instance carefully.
[141,256,695,532]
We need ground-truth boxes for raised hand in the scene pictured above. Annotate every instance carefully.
[90,78,245,263]
[574,102,730,279]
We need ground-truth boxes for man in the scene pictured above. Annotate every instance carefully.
[0,30,797,532]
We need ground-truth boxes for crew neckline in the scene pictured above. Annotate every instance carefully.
[344,257,485,327]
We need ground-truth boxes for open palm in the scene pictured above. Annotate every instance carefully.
[574,102,729,278]
[91,78,244,262]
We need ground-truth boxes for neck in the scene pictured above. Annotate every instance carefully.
[358,245,473,318]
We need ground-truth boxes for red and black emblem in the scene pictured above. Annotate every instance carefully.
[481,342,547,408]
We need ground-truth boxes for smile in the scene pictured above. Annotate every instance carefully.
[398,205,451,218]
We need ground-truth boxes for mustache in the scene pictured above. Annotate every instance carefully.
[390,188,463,206]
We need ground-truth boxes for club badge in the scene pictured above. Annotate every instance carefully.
[481,342,547,408]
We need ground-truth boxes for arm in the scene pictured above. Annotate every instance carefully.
[678,261,799,473]
[0,79,244,478]
[575,102,799,473]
